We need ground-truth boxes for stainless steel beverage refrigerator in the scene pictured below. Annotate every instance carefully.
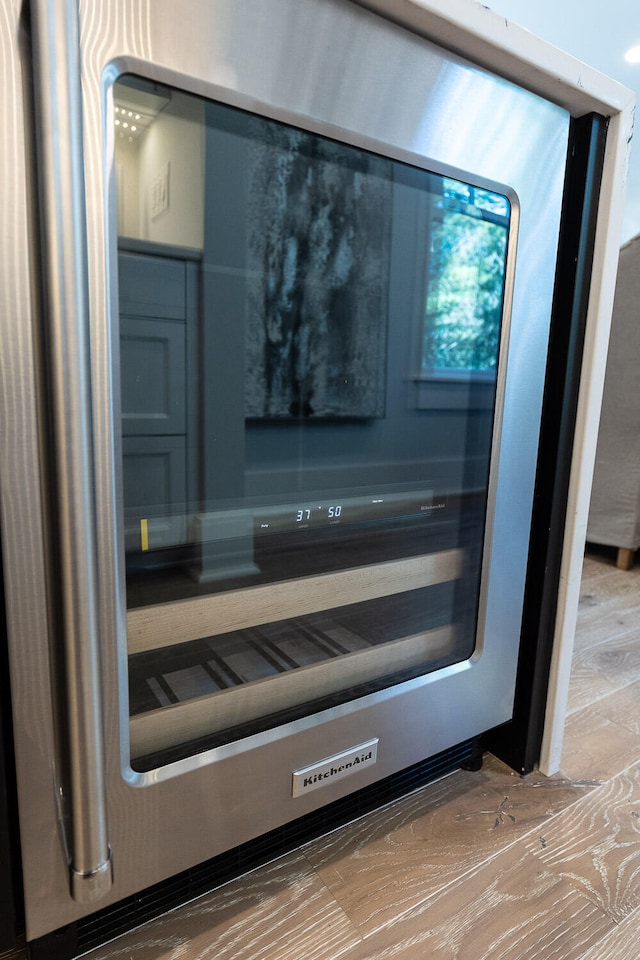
[0,0,633,956]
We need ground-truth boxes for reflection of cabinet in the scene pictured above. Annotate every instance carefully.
[118,241,199,551]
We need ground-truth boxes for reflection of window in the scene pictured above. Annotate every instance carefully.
[423,179,510,375]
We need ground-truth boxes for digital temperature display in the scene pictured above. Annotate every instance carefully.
[296,505,342,523]
[254,490,445,535]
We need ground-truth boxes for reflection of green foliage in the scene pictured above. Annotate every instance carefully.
[424,204,508,373]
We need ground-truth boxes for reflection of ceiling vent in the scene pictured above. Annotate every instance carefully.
[114,80,171,144]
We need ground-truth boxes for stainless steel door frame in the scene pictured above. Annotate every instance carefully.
[3,0,581,940]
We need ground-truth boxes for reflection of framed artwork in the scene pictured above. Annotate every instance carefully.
[245,123,392,419]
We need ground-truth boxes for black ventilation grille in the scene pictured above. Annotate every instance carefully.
[28,738,479,960]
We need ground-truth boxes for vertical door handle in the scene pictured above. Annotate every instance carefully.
[31,0,113,902]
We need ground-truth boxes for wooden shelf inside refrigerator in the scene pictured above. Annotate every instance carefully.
[127,548,466,761]
[127,549,464,654]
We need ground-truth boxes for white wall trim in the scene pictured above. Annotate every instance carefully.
[539,107,634,774]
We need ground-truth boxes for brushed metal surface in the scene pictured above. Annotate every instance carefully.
[30,0,113,901]
[3,0,572,939]
[0,0,80,931]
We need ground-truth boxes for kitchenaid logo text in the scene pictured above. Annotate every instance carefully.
[292,739,379,797]
[303,751,373,787]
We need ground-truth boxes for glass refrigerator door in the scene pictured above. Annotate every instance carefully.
[113,77,515,769]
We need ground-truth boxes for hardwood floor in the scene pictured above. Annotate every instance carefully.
[6,545,640,960]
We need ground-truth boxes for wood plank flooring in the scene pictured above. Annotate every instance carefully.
[6,545,640,960]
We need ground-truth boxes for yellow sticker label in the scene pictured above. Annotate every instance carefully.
[140,518,149,552]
